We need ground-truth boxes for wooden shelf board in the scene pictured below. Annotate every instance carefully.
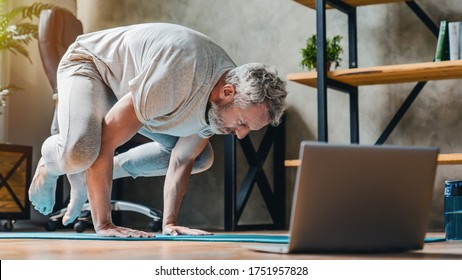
[437,154,462,165]
[285,153,462,167]
[294,0,408,9]
[287,60,462,87]
[285,159,301,167]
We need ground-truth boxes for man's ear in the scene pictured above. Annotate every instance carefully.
[219,84,235,105]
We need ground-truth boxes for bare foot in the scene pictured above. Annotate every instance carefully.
[62,171,88,226]
[28,158,59,215]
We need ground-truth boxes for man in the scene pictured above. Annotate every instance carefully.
[29,23,288,238]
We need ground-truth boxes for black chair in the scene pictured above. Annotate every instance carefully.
[38,7,162,233]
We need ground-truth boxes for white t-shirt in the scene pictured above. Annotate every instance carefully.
[70,23,236,138]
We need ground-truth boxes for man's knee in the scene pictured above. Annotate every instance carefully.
[192,144,214,174]
[61,138,100,173]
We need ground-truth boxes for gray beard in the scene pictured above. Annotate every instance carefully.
[208,102,231,135]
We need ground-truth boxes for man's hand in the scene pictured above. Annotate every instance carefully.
[96,223,154,238]
[163,224,213,236]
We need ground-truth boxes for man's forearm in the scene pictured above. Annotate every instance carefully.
[162,159,195,228]
[82,93,151,237]
[86,151,114,231]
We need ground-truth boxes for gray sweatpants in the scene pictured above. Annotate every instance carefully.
[40,50,213,179]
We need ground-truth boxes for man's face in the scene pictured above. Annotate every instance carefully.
[208,101,269,139]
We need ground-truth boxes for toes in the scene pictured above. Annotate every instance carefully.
[32,199,55,215]
[63,199,87,226]
[43,206,52,215]
[41,206,52,215]
[62,204,85,226]
[35,206,47,215]
[63,213,78,226]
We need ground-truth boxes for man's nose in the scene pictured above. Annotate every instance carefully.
[235,126,250,139]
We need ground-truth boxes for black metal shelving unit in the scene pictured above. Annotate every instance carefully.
[315,0,438,144]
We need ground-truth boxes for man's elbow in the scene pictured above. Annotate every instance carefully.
[170,151,197,170]
[191,145,214,174]
[170,142,214,174]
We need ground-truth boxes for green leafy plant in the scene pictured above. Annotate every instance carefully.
[300,34,343,71]
[0,0,55,106]
[0,1,55,61]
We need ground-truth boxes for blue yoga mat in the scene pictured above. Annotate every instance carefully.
[0,232,446,243]
[0,232,290,243]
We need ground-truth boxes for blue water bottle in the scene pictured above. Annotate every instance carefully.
[444,180,462,240]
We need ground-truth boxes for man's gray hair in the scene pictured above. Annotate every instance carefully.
[225,63,288,126]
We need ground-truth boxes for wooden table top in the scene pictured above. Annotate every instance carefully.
[0,231,461,260]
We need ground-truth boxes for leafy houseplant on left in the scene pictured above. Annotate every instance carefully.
[0,0,54,106]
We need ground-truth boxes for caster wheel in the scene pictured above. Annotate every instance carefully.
[74,221,87,233]
[148,220,162,232]
[45,220,58,231]
[3,220,14,232]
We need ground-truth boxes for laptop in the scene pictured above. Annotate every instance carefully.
[246,141,439,253]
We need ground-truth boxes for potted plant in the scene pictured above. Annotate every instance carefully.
[300,34,343,71]
[0,0,54,105]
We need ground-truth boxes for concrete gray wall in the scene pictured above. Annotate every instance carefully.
[7,0,462,231]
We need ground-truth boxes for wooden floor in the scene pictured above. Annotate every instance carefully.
[1,231,462,260]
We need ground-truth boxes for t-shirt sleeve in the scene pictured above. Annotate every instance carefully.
[129,48,195,124]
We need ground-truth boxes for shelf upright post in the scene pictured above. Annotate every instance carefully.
[323,0,358,143]
[224,135,237,231]
[316,0,328,142]
[348,6,359,143]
